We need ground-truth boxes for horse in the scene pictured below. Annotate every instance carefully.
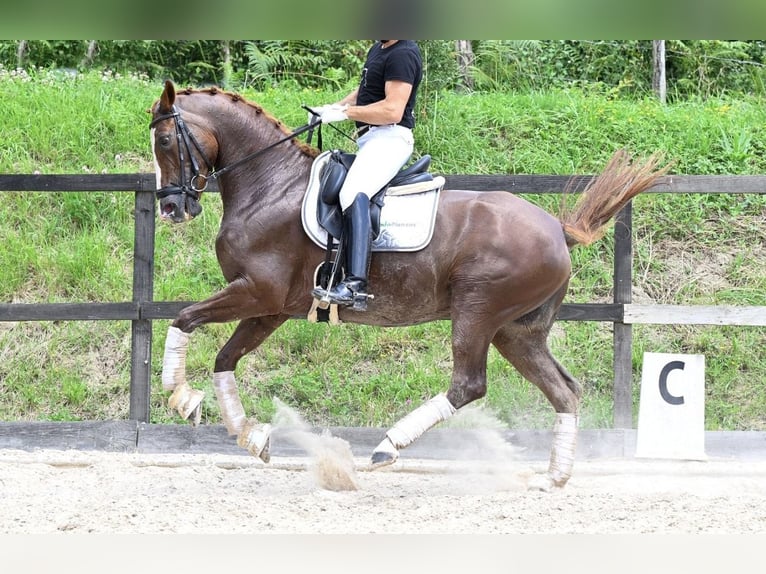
[149,80,668,490]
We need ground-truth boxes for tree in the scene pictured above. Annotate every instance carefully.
[653,40,666,104]
[455,40,474,91]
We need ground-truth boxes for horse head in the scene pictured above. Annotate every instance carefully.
[149,80,218,223]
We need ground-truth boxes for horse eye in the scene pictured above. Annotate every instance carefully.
[158,134,172,148]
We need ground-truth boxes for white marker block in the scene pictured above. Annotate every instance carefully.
[635,352,707,460]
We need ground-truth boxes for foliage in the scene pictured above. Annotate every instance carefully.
[2,40,766,100]
[241,40,367,89]
[666,40,766,98]
[468,40,650,95]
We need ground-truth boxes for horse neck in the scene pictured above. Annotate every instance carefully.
[213,112,315,216]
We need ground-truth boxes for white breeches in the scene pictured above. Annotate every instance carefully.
[338,124,414,210]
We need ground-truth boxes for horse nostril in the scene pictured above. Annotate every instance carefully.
[162,203,176,216]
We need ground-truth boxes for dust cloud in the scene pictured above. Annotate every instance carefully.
[272,398,359,491]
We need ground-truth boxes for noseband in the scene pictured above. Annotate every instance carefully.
[149,105,214,207]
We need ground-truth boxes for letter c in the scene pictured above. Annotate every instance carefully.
[659,360,685,405]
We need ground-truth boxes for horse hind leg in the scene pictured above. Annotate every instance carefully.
[370,393,457,468]
[492,324,582,490]
[370,324,493,469]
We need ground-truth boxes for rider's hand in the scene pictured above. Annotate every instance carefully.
[318,104,349,124]
[307,105,326,125]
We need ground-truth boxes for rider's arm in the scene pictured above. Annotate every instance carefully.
[335,89,359,108]
[346,80,413,126]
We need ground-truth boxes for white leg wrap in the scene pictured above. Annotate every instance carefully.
[548,412,579,486]
[385,393,457,449]
[213,371,246,436]
[162,326,190,391]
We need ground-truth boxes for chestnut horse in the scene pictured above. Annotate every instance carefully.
[149,80,667,489]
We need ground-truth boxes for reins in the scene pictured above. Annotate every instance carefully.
[211,106,357,182]
[208,120,319,182]
[151,104,356,200]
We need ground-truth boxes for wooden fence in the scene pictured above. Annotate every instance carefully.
[1,172,765,428]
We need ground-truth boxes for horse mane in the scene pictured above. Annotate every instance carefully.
[559,149,671,248]
[176,85,320,159]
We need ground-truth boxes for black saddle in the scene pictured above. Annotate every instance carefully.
[316,151,433,241]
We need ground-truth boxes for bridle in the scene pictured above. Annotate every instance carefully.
[149,104,324,209]
[149,105,215,207]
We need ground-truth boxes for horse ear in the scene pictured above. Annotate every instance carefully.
[159,79,176,113]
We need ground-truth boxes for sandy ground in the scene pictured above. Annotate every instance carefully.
[1,440,765,534]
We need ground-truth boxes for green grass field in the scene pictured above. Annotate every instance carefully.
[1,68,765,430]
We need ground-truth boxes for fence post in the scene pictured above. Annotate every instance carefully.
[129,187,155,422]
[612,202,633,428]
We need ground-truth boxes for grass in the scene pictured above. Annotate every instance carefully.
[1,69,766,431]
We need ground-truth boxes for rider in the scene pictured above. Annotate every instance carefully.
[310,40,423,309]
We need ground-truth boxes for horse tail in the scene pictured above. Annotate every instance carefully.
[560,149,670,249]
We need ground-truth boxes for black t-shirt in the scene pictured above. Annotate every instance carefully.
[355,40,422,130]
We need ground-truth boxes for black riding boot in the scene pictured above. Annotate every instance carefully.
[318,193,372,309]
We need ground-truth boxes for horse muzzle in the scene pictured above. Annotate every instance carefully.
[156,185,203,223]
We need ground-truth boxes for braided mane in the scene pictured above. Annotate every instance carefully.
[176,85,320,159]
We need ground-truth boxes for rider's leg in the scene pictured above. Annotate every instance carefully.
[317,125,413,308]
[337,124,414,210]
[320,192,372,305]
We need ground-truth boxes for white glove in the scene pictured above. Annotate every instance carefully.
[307,105,327,125]
[307,104,349,125]
[318,103,349,124]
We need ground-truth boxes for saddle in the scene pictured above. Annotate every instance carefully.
[316,150,434,242]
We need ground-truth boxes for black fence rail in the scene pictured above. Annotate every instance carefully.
[1,172,764,427]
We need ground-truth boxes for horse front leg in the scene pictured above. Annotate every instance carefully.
[212,315,288,462]
[160,277,280,427]
[162,325,203,425]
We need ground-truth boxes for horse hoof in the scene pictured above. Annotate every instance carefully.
[237,421,272,462]
[527,474,553,492]
[527,473,568,492]
[369,450,398,470]
[259,436,271,464]
[168,383,204,425]
[369,436,399,469]
[188,403,202,427]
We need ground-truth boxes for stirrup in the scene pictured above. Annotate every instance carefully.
[349,291,373,311]
[311,286,334,310]
[313,283,373,311]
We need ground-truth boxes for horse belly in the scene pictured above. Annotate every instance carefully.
[344,258,450,326]
[345,193,571,326]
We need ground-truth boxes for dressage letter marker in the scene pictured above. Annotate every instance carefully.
[635,352,706,460]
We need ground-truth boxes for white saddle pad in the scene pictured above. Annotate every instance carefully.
[301,151,445,253]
